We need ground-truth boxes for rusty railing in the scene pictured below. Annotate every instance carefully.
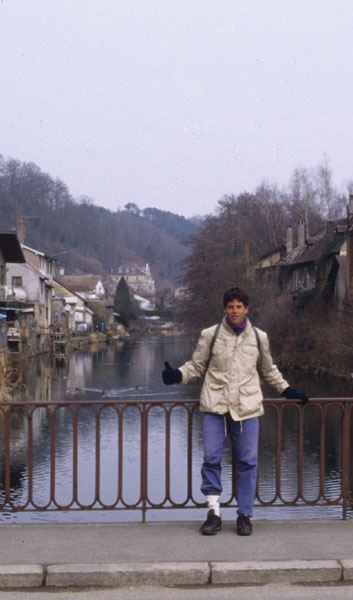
[0,398,351,520]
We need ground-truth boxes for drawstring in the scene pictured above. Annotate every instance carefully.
[240,421,243,434]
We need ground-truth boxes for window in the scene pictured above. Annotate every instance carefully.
[12,276,22,288]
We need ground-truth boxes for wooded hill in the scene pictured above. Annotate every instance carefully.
[0,155,198,289]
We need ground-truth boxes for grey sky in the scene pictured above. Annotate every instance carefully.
[1,0,353,218]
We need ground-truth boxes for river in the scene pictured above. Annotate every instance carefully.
[1,335,352,523]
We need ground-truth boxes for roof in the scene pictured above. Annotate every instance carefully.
[258,244,286,262]
[61,274,102,292]
[259,222,346,270]
[22,244,56,262]
[0,233,26,263]
[278,230,344,267]
[0,305,34,313]
[53,277,86,302]
[117,263,150,276]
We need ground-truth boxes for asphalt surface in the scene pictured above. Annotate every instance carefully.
[1,583,353,600]
[2,519,353,565]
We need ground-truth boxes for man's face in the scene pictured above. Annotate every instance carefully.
[224,299,248,327]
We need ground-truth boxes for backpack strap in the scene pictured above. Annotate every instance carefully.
[205,322,221,372]
[253,326,262,368]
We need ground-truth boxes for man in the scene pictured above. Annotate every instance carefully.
[162,287,308,536]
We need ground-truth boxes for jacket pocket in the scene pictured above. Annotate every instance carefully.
[208,382,225,390]
[200,380,226,412]
[238,389,263,417]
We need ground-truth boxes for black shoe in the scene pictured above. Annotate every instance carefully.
[236,514,252,536]
[200,509,222,536]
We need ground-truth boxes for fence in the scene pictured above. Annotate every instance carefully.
[0,398,351,520]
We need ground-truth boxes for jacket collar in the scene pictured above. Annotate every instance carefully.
[223,315,251,336]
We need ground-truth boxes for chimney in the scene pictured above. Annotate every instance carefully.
[298,219,305,247]
[349,195,353,216]
[16,218,25,245]
[286,225,293,254]
[326,221,334,237]
[347,228,353,300]
[243,242,250,260]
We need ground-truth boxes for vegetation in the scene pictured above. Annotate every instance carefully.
[176,163,353,377]
[0,155,198,290]
[113,277,138,327]
[2,151,353,374]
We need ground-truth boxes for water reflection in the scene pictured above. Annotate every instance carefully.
[0,337,352,522]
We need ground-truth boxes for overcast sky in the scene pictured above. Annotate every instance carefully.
[1,1,353,218]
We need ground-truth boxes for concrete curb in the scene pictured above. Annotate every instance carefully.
[341,560,353,581]
[0,565,43,588]
[211,560,342,584]
[46,562,210,587]
[1,560,352,588]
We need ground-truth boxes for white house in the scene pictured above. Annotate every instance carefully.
[52,278,93,334]
[61,274,105,300]
[112,263,155,307]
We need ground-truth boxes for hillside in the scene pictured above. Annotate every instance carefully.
[0,155,198,289]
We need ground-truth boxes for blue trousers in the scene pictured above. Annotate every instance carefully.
[201,413,259,517]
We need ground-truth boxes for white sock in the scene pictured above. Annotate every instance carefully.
[207,494,220,517]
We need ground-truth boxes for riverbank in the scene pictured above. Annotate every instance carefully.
[130,318,186,337]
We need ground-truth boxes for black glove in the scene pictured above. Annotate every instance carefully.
[281,386,309,404]
[162,361,182,385]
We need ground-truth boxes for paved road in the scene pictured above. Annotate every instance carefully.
[1,583,353,600]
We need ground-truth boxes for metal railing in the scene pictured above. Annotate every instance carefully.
[0,398,351,520]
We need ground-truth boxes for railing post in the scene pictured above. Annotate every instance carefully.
[298,404,304,501]
[187,407,193,502]
[27,409,34,507]
[95,407,101,505]
[117,409,123,504]
[49,406,56,508]
[276,404,282,500]
[342,400,350,520]
[165,408,171,502]
[140,405,148,522]
[4,407,11,507]
[72,408,78,505]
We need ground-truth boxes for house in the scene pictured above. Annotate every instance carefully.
[256,201,353,308]
[52,278,93,334]
[5,260,54,352]
[112,263,155,306]
[5,219,55,353]
[61,274,105,300]
[0,232,26,302]
[0,232,26,351]
[6,253,54,334]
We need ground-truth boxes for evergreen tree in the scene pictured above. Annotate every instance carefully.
[114,277,137,327]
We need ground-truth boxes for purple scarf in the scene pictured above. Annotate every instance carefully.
[226,315,247,336]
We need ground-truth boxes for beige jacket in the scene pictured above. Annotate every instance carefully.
[179,317,289,421]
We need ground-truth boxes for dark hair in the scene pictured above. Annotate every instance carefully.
[223,287,249,308]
